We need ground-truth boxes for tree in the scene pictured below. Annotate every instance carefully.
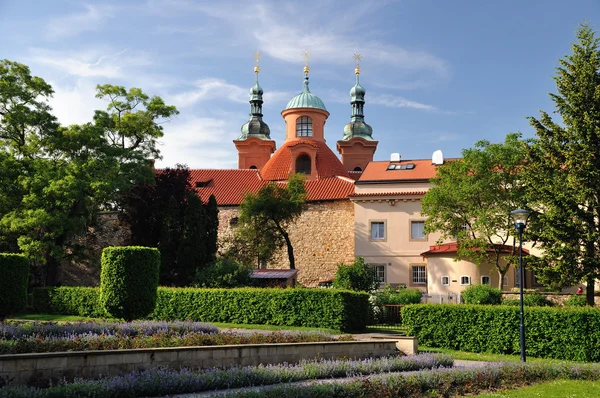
[525,24,600,305]
[333,257,379,292]
[238,174,306,269]
[177,193,207,286]
[421,133,528,289]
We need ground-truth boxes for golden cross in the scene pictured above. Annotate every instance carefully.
[302,50,310,74]
[254,50,261,73]
[353,52,362,74]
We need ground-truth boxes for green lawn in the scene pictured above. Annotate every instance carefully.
[476,379,600,397]
[9,313,116,322]
[420,346,581,364]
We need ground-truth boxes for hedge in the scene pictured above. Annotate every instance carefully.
[32,287,370,331]
[100,246,160,321]
[0,253,29,317]
[402,304,600,361]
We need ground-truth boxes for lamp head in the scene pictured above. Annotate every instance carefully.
[511,209,531,229]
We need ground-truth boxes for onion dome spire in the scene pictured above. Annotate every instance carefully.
[342,53,373,141]
[239,51,271,140]
[285,50,327,111]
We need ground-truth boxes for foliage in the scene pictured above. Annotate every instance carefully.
[500,292,553,307]
[0,61,179,286]
[333,257,379,292]
[176,193,207,285]
[371,285,423,305]
[566,294,588,307]
[31,286,370,332]
[0,253,29,318]
[32,287,106,318]
[0,354,453,397]
[524,24,600,305]
[100,247,160,321]
[402,304,600,361]
[461,284,502,305]
[195,257,253,288]
[421,133,527,289]
[237,173,306,269]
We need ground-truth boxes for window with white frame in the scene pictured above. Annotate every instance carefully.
[411,264,427,285]
[371,264,386,284]
[296,116,313,137]
[503,276,509,286]
[410,221,426,240]
[481,275,491,285]
[441,276,450,286]
[514,267,521,288]
[370,221,385,240]
[460,275,471,286]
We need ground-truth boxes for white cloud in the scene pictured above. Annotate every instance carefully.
[368,94,436,111]
[46,4,115,39]
[48,79,105,126]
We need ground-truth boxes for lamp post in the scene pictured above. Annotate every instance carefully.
[511,208,530,363]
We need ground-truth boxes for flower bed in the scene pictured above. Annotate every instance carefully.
[0,321,350,354]
[0,353,453,397]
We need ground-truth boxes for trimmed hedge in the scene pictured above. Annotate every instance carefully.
[402,304,600,361]
[461,284,502,305]
[31,287,370,331]
[0,253,29,318]
[100,246,160,321]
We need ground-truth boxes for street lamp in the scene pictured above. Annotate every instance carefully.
[511,208,530,363]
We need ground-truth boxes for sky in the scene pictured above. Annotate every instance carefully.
[1,0,599,169]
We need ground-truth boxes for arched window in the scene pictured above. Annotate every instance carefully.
[249,165,257,169]
[296,154,311,174]
[353,166,362,172]
[296,116,313,137]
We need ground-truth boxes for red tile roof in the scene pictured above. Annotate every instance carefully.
[188,169,264,206]
[358,159,441,182]
[347,171,363,181]
[186,170,355,205]
[421,242,529,256]
[260,139,349,181]
[349,191,426,198]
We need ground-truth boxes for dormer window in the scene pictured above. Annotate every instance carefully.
[296,116,313,137]
[296,154,311,174]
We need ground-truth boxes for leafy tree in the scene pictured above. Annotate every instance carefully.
[525,24,600,305]
[204,195,219,265]
[421,133,528,289]
[238,174,306,269]
[159,196,182,285]
[177,193,207,286]
[195,257,253,288]
[333,257,379,292]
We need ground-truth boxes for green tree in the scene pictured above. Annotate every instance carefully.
[177,193,206,286]
[205,195,219,265]
[158,196,182,285]
[421,133,528,289]
[525,24,600,305]
[238,174,306,269]
[333,257,379,292]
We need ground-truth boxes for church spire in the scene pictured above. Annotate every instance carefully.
[342,53,373,141]
[238,51,271,140]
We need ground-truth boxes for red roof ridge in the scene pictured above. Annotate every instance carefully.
[349,191,426,197]
[421,242,530,256]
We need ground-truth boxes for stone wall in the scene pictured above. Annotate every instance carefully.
[217,200,355,287]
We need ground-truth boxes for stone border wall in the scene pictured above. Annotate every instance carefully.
[0,339,411,387]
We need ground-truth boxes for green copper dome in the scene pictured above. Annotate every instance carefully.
[238,73,271,140]
[285,76,327,111]
[342,74,374,141]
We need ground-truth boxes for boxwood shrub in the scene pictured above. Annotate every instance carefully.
[402,304,600,361]
[31,287,370,331]
[100,246,160,321]
[0,253,29,318]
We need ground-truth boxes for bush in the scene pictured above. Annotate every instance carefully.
[402,304,600,361]
[0,253,29,318]
[461,284,502,305]
[372,284,422,306]
[565,294,587,307]
[502,292,553,307]
[31,286,370,332]
[195,258,253,288]
[32,287,105,318]
[100,246,160,321]
[333,257,378,292]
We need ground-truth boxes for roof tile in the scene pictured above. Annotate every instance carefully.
[358,159,444,182]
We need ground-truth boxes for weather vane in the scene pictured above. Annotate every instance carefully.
[353,52,362,74]
[302,50,310,74]
[254,50,261,74]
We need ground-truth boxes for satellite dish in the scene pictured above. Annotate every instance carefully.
[432,150,444,165]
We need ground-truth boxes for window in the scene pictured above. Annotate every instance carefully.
[514,267,521,288]
[481,275,491,285]
[296,154,311,174]
[229,217,239,227]
[249,165,257,170]
[296,116,313,137]
[441,276,450,286]
[410,221,426,240]
[353,166,362,172]
[371,264,386,284]
[460,276,471,286]
[503,276,509,286]
[411,265,426,285]
[370,221,385,240]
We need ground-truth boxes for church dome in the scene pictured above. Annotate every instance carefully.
[285,76,327,111]
[250,81,263,100]
[239,118,271,140]
[350,81,366,98]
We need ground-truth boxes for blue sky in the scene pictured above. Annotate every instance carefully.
[1,0,598,169]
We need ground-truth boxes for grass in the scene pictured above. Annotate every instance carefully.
[420,346,582,364]
[476,379,600,397]
[9,313,116,322]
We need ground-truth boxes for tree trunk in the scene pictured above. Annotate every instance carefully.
[281,230,295,270]
[586,275,595,306]
[497,269,506,290]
